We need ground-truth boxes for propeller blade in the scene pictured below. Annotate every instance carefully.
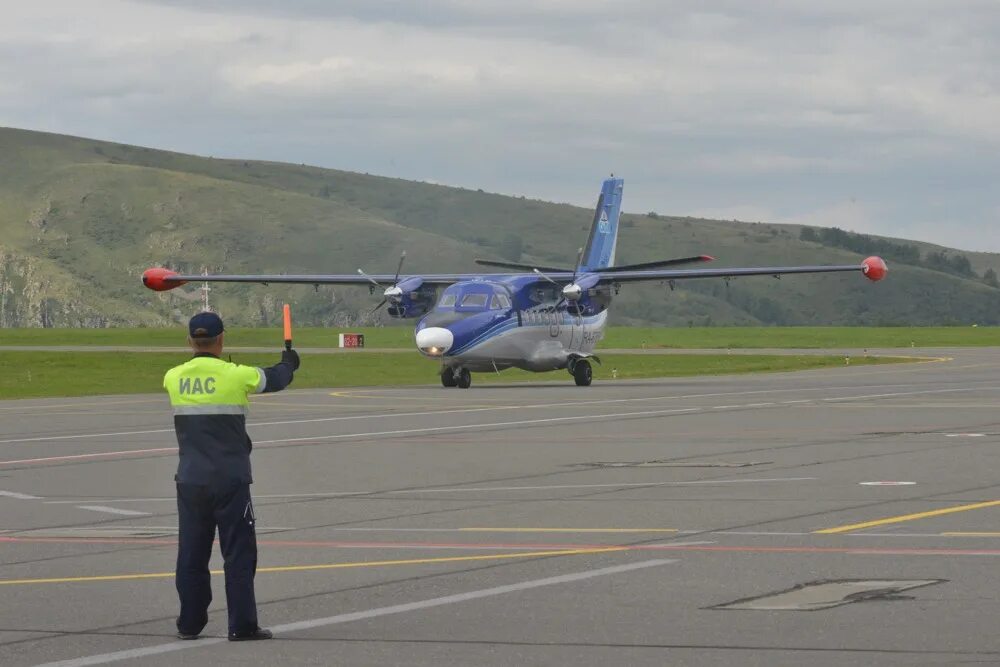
[356,268,381,288]
[392,251,407,286]
[571,247,584,284]
[533,268,559,286]
[367,298,388,316]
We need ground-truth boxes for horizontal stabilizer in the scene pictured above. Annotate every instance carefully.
[597,255,714,274]
[475,259,572,273]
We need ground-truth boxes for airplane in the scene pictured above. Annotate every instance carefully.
[142,176,888,388]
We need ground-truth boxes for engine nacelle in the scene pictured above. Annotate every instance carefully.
[386,285,437,318]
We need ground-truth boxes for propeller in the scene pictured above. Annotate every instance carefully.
[533,248,596,317]
[563,248,586,314]
[358,252,424,317]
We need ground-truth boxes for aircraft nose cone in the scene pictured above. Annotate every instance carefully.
[416,327,454,356]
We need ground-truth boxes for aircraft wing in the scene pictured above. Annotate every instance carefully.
[144,256,887,292]
[591,257,888,284]
[142,268,472,291]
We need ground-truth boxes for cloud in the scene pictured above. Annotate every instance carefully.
[1,0,998,251]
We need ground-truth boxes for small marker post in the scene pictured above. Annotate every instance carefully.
[283,304,292,351]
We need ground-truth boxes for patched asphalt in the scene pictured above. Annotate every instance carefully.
[2,349,1000,666]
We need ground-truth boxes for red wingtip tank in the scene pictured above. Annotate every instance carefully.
[142,267,187,291]
[861,256,888,282]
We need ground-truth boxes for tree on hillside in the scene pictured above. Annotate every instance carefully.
[984,268,999,288]
[924,251,975,277]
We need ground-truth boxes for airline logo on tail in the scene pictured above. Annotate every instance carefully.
[599,209,610,234]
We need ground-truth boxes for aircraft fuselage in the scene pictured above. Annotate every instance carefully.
[414,275,610,373]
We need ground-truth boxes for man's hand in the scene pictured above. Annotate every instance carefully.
[282,348,300,371]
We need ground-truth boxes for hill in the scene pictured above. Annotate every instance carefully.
[1,126,998,328]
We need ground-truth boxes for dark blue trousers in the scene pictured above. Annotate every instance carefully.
[176,483,258,636]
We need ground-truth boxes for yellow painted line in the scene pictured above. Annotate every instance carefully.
[828,405,1000,409]
[460,528,679,534]
[942,532,1000,537]
[816,500,1000,534]
[0,547,626,586]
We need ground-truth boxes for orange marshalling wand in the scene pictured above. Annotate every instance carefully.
[282,304,292,351]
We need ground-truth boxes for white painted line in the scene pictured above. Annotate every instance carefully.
[75,505,151,517]
[0,427,174,446]
[822,387,991,403]
[0,405,704,450]
[45,493,366,504]
[0,490,42,500]
[388,478,816,493]
[781,400,812,404]
[0,407,704,468]
[3,381,981,446]
[34,558,674,667]
[45,478,815,505]
[248,407,708,448]
[860,481,916,486]
[945,433,986,438]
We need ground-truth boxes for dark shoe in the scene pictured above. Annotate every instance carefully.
[176,631,200,640]
[228,627,273,641]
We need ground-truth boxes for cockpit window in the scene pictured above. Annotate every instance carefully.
[460,293,489,308]
[439,294,457,307]
[491,294,511,310]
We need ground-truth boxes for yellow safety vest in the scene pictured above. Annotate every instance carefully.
[164,355,266,485]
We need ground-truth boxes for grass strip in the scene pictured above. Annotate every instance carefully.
[0,326,997,350]
[0,351,906,400]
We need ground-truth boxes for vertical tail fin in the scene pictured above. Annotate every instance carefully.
[581,177,624,271]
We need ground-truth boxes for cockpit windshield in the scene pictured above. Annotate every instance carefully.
[424,282,514,327]
[433,284,511,312]
[460,293,489,308]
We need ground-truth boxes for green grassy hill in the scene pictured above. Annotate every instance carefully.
[2,126,998,328]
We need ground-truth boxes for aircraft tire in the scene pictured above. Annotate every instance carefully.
[441,369,457,388]
[573,360,593,387]
[457,368,472,389]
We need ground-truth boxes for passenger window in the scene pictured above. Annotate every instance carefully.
[491,295,511,310]
[439,294,457,307]
[460,293,488,308]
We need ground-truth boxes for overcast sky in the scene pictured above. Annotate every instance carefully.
[3,1,999,251]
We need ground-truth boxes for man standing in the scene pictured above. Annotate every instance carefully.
[163,312,300,641]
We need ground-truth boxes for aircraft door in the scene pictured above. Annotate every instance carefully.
[569,309,582,349]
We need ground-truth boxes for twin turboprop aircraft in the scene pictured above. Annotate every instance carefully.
[143,177,888,388]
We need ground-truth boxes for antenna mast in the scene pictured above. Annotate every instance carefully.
[200,267,212,312]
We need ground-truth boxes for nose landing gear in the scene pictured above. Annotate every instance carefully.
[441,367,472,389]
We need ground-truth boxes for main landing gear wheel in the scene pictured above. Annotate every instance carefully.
[441,369,457,388]
[456,368,472,389]
[573,359,593,387]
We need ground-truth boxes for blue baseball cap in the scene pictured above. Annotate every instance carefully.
[188,312,224,338]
